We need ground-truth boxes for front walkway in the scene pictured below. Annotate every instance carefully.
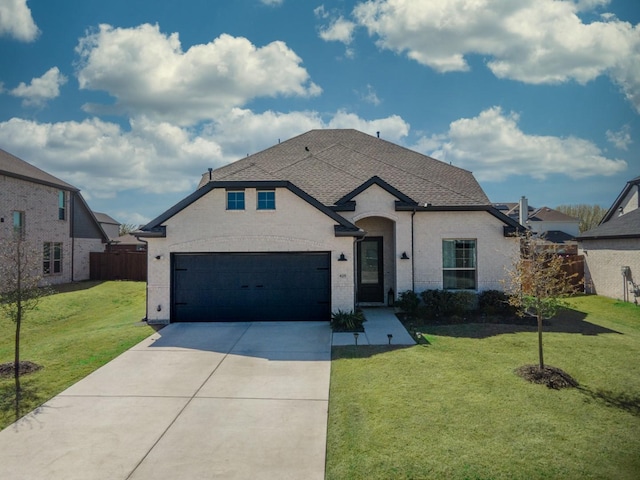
[332,308,416,346]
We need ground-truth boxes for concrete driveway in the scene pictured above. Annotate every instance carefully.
[0,321,332,480]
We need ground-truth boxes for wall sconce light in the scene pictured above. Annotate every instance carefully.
[157,305,162,312]
[338,253,347,261]
[155,255,162,260]
[400,252,410,260]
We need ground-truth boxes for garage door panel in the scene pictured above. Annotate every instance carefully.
[172,253,331,322]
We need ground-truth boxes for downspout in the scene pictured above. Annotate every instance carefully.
[137,236,149,322]
[70,192,75,282]
[411,207,416,291]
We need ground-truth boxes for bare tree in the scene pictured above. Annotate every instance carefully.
[504,233,579,369]
[118,223,139,236]
[555,204,606,233]
[0,234,50,412]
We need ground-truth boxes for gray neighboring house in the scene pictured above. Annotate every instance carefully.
[578,175,640,302]
[137,129,522,324]
[94,212,121,240]
[0,148,108,285]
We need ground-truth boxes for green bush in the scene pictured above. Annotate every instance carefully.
[396,290,421,316]
[478,290,515,315]
[421,289,456,317]
[330,309,366,332]
[451,291,478,316]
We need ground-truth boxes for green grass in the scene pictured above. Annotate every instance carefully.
[326,296,640,479]
[0,281,154,429]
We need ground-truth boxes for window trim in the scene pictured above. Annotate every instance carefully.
[58,190,66,220]
[442,238,477,290]
[256,189,276,210]
[12,210,25,239]
[43,242,63,276]
[226,190,246,211]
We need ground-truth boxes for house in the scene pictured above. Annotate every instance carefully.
[94,212,121,240]
[137,129,522,323]
[578,176,640,302]
[494,197,580,253]
[0,148,108,285]
[106,233,147,253]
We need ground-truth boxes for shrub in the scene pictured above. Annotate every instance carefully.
[421,289,456,318]
[478,290,515,315]
[396,290,420,317]
[330,309,366,332]
[451,291,478,316]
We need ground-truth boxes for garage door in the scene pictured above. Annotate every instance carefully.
[172,252,331,322]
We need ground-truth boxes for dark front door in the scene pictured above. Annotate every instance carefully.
[357,237,384,302]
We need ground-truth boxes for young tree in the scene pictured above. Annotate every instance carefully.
[0,234,50,411]
[505,234,579,370]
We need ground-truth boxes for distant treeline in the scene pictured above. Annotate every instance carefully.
[555,204,607,233]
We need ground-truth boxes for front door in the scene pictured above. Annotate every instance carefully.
[357,237,384,302]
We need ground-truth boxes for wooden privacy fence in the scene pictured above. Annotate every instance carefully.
[90,252,147,281]
[561,255,584,288]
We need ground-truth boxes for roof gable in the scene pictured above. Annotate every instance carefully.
[0,148,78,191]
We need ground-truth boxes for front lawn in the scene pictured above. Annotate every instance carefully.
[326,296,640,479]
[0,281,154,430]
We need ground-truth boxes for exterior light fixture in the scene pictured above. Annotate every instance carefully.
[338,253,347,261]
[157,305,162,312]
[400,252,410,259]
[155,255,162,260]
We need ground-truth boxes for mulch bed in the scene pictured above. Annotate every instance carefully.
[515,365,579,389]
[0,361,43,378]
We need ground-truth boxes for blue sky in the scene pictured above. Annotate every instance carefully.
[1,0,638,226]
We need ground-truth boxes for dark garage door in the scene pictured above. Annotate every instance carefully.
[172,252,331,322]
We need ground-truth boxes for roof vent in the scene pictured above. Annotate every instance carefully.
[305,146,309,151]
[376,131,380,138]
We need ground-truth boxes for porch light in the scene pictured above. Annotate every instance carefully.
[338,253,347,261]
[155,255,162,260]
[400,251,410,260]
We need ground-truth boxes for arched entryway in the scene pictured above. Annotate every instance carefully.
[355,216,396,305]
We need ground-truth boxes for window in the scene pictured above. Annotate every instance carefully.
[58,190,66,220]
[257,190,276,210]
[442,239,476,290]
[43,242,63,275]
[12,211,25,238]
[226,190,245,210]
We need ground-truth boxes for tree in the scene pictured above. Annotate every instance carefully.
[555,204,607,233]
[504,233,579,370]
[0,234,50,413]
[118,223,139,236]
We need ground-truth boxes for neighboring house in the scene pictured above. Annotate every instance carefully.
[137,129,522,324]
[0,148,109,285]
[495,197,580,253]
[106,233,147,253]
[94,212,121,240]
[578,176,640,302]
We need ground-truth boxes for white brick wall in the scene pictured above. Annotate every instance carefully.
[580,238,640,300]
[0,175,72,285]
[145,187,354,322]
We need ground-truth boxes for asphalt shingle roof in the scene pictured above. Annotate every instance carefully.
[199,129,490,206]
[0,147,78,191]
[579,208,640,239]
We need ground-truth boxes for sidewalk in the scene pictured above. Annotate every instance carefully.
[332,308,416,346]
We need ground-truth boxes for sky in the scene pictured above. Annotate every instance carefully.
[0,0,639,227]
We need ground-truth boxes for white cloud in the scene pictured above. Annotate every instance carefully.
[352,0,640,112]
[0,110,409,199]
[319,16,356,44]
[606,125,632,150]
[9,67,67,106]
[356,84,381,105]
[75,24,321,125]
[0,0,39,42]
[414,106,627,182]
[260,0,283,5]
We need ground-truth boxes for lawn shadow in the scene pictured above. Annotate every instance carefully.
[414,308,622,339]
[0,382,44,426]
[579,386,640,417]
[332,344,416,360]
[50,280,105,294]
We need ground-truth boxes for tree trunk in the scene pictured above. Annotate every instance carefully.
[537,313,544,370]
[15,302,22,415]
